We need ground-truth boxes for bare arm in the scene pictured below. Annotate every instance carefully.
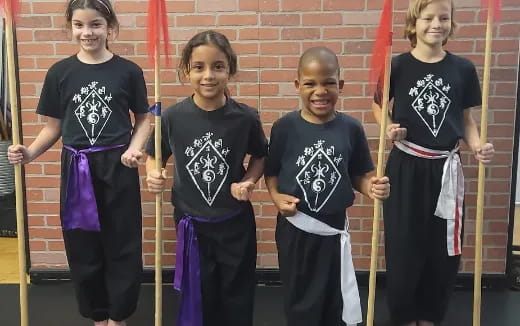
[231,156,265,201]
[7,117,62,165]
[145,155,168,193]
[265,175,300,216]
[463,109,481,152]
[146,155,167,171]
[129,113,151,151]
[242,156,265,184]
[121,113,151,168]
[463,109,494,164]
[352,173,390,200]
[264,175,279,198]
[372,101,385,125]
[372,100,406,141]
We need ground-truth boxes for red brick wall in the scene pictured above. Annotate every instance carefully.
[18,0,519,273]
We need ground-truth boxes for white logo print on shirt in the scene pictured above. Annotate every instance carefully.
[409,74,452,137]
[73,81,113,145]
[185,132,230,206]
[296,140,343,212]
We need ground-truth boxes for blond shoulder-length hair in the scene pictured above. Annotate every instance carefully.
[404,0,457,47]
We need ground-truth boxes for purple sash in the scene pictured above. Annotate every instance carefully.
[174,211,239,326]
[62,144,125,232]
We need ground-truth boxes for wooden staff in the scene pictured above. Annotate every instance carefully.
[154,44,163,326]
[473,3,494,325]
[367,1,393,324]
[152,3,170,326]
[5,2,29,325]
[367,49,391,326]
[146,0,169,323]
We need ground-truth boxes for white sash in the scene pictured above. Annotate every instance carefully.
[394,140,463,256]
[286,211,362,325]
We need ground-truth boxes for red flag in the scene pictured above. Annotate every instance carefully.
[147,0,170,65]
[369,0,393,88]
[0,0,21,22]
[480,0,502,22]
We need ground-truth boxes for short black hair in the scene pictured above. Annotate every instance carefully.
[297,47,340,78]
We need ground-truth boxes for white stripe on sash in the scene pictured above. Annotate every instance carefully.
[286,211,362,325]
[394,140,463,256]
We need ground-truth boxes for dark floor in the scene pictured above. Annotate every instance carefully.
[0,283,518,326]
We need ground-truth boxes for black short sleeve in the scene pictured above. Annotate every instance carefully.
[247,110,268,158]
[37,65,62,119]
[265,119,286,177]
[130,67,150,114]
[348,122,375,177]
[461,62,482,109]
[145,116,173,162]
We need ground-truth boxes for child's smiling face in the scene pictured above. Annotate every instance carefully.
[415,0,453,49]
[295,60,344,124]
[188,44,230,106]
[71,8,110,57]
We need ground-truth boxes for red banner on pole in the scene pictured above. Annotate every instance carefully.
[369,0,393,87]
[147,0,170,65]
[0,0,21,22]
[480,0,502,22]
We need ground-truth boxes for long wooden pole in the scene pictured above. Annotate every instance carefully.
[5,5,29,326]
[154,28,163,326]
[366,46,391,326]
[473,5,493,326]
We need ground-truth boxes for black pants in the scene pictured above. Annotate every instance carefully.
[60,147,143,322]
[384,148,462,325]
[174,203,257,326]
[276,214,345,326]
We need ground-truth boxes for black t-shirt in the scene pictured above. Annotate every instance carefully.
[265,111,374,229]
[37,55,149,147]
[146,96,268,218]
[375,52,481,150]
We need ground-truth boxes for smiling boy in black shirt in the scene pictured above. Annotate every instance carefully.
[265,47,390,326]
